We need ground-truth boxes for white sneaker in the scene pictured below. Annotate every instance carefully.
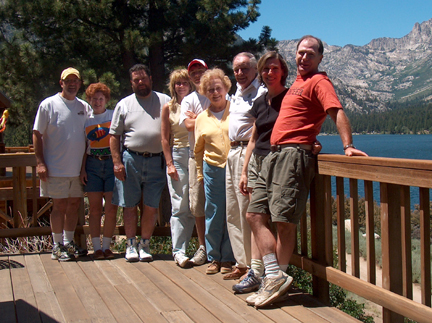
[125,243,139,262]
[190,245,207,265]
[138,239,153,262]
[174,253,190,268]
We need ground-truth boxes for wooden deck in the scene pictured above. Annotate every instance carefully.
[0,253,360,323]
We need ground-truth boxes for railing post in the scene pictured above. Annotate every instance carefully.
[380,183,404,323]
[310,173,330,304]
[12,166,28,228]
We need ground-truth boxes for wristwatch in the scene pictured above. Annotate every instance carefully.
[343,143,355,150]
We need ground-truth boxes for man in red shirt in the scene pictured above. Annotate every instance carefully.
[246,35,367,308]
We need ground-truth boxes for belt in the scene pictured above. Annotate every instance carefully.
[126,148,162,157]
[270,143,312,152]
[230,141,249,148]
[88,154,112,160]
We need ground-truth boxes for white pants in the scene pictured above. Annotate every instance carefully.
[226,146,251,268]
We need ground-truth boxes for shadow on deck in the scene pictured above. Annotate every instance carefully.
[0,253,359,323]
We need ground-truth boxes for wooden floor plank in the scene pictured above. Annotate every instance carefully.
[60,259,117,323]
[173,260,282,323]
[9,254,41,323]
[0,255,17,323]
[78,259,144,323]
[111,258,185,315]
[289,293,360,322]
[40,253,91,323]
[148,259,222,323]
[25,254,65,323]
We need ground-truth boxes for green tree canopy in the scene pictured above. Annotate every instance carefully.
[0,0,276,146]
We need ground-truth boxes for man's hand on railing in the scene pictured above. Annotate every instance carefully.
[36,163,48,182]
[344,147,368,157]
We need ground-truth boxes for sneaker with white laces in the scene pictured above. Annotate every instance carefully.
[51,243,73,262]
[246,291,260,306]
[125,242,139,262]
[138,239,153,262]
[174,253,190,268]
[253,270,293,308]
[233,269,262,294]
[190,245,207,266]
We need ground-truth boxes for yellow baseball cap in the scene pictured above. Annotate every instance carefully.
[60,67,81,80]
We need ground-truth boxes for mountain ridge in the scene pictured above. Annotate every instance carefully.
[276,18,432,113]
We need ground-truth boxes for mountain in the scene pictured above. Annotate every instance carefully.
[276,18,432,113]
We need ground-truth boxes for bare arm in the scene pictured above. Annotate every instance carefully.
[184,110,198,132]
[32,130,48,181]
[239,123,258,196]
[80,144,88,185]
[161,103,179,181]
[328,108,368,157]
[110,134,126,181]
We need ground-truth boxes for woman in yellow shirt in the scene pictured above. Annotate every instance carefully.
[194,68,235,275]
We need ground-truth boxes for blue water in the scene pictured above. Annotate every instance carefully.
[317,134,432,209]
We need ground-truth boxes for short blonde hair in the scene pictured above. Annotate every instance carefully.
[167,69,194,106]
[199,68,232,95]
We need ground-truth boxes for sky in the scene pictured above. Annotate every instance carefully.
[238,0,432,47]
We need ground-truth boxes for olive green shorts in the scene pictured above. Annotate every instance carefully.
[247,147,316,224]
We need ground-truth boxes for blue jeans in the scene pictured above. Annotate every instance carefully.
[112,150,166,208]
[168,147,195,256]
[203,162,234,262]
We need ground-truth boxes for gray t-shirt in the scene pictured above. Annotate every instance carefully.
[110,91,171,153]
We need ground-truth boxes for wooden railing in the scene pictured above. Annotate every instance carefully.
[0,152,431,322]
[298,154,432,323]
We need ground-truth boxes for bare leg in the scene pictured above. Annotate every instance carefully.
[87,192,104,239]
[246,212,275,257]
[124,206,138,239]
[50,198,68,234]
[102,192,117,239]
[195,216,206,246]
[140,205,158,240]
[276,222,297,266]
[64,197,81,232]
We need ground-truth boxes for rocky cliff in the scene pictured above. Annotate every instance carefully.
[277,18,432,113]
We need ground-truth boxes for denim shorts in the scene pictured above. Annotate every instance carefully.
[247,147,316,224]
[84,156,115,193]
[112,150,166,208]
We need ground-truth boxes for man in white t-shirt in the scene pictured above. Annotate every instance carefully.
[179,59,210,266]
[33,67,92,261]
[110,64,170,262]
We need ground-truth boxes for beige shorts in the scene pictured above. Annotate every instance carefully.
[40,176,84,199]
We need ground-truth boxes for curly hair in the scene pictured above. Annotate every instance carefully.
[167,69,194,106]
[85,83,111,101]
[257,51,289,86]
[199,68,232,95]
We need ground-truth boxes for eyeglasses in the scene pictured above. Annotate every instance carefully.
[62,79,81,84]
[175,81,190,87]
[207,86,224,94]
[233,67,250,75]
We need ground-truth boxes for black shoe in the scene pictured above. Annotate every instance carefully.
[65,241,88,258]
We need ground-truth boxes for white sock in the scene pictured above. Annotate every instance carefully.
[52,233,63,245]
[63,231,74,245]
[102,237,112,251]
[92,237,101,251]
[251,259,265,277]
[263,253,280,278]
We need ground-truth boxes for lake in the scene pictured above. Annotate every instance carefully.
[316,134,432,209]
